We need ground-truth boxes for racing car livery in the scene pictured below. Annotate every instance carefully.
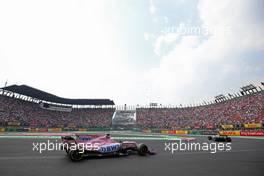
[208,135,232,142]
[61,133,156,161]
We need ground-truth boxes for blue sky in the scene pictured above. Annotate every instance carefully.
[0,0,263,105]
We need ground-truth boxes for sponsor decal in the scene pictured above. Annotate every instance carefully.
[79,136,92,141]
[175,130,188,135]
[161,130,169,134]
[244,123,262,129]
[221,125,234,129]
[48,128,62,132]
[219,131,240,136]
[240,131,264,136]
[99,143,120,153]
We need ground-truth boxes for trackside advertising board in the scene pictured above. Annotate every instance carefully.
[220,131,264,136]
[244,123,262,129]
[219,131,241,136]
[240,131,264,136]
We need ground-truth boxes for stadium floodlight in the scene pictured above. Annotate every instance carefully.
[214,94,226,103]
[228,93,234,99]
[241,84,257,94]
[150,103,158,107]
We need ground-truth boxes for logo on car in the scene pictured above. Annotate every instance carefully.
[100,143,120,153]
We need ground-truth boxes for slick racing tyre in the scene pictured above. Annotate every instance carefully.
[137,143,148,156]
[226,137,232,142]
[66,149,70,155]
[69,150,84,162]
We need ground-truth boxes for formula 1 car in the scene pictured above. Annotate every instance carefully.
[61,133,156,161]
[208,135,232,142]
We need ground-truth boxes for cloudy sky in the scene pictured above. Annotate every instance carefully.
[0,0,263,105]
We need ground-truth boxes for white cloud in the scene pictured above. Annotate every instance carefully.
[0,0,263,106]
[147,0,264,104]
[0,0,134,103]
[164,16,169,24]
[144,33,150,41]
[149,0,156,14]
[154,32,179,55]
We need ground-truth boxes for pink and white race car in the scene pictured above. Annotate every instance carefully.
[61,133,156,161]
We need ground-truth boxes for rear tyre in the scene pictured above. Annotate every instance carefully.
[226,137,232,142]
[69,150,83,161]
[138,143,148,156]
[66,149,70,155]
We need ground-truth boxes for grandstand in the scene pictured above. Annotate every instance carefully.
[1,84,115,106]
[137,90,264,130]
[0,84,115,130]
[0,83,263,131]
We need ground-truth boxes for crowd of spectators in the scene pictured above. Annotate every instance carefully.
[0,95,114,128]
[136,91,264,130]
[1,90,263,130]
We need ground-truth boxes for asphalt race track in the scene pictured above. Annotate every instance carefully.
[0,136,263,176]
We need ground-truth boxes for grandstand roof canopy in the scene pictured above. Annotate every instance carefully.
[1,84,115,105]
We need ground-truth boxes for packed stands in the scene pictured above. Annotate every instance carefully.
[0,85,115,128]
[136,91,264,130]
[0,95,115,128]
[0,84,263,131]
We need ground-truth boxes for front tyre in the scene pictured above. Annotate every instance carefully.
[138,143,148,156]
[69,150,83,161]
